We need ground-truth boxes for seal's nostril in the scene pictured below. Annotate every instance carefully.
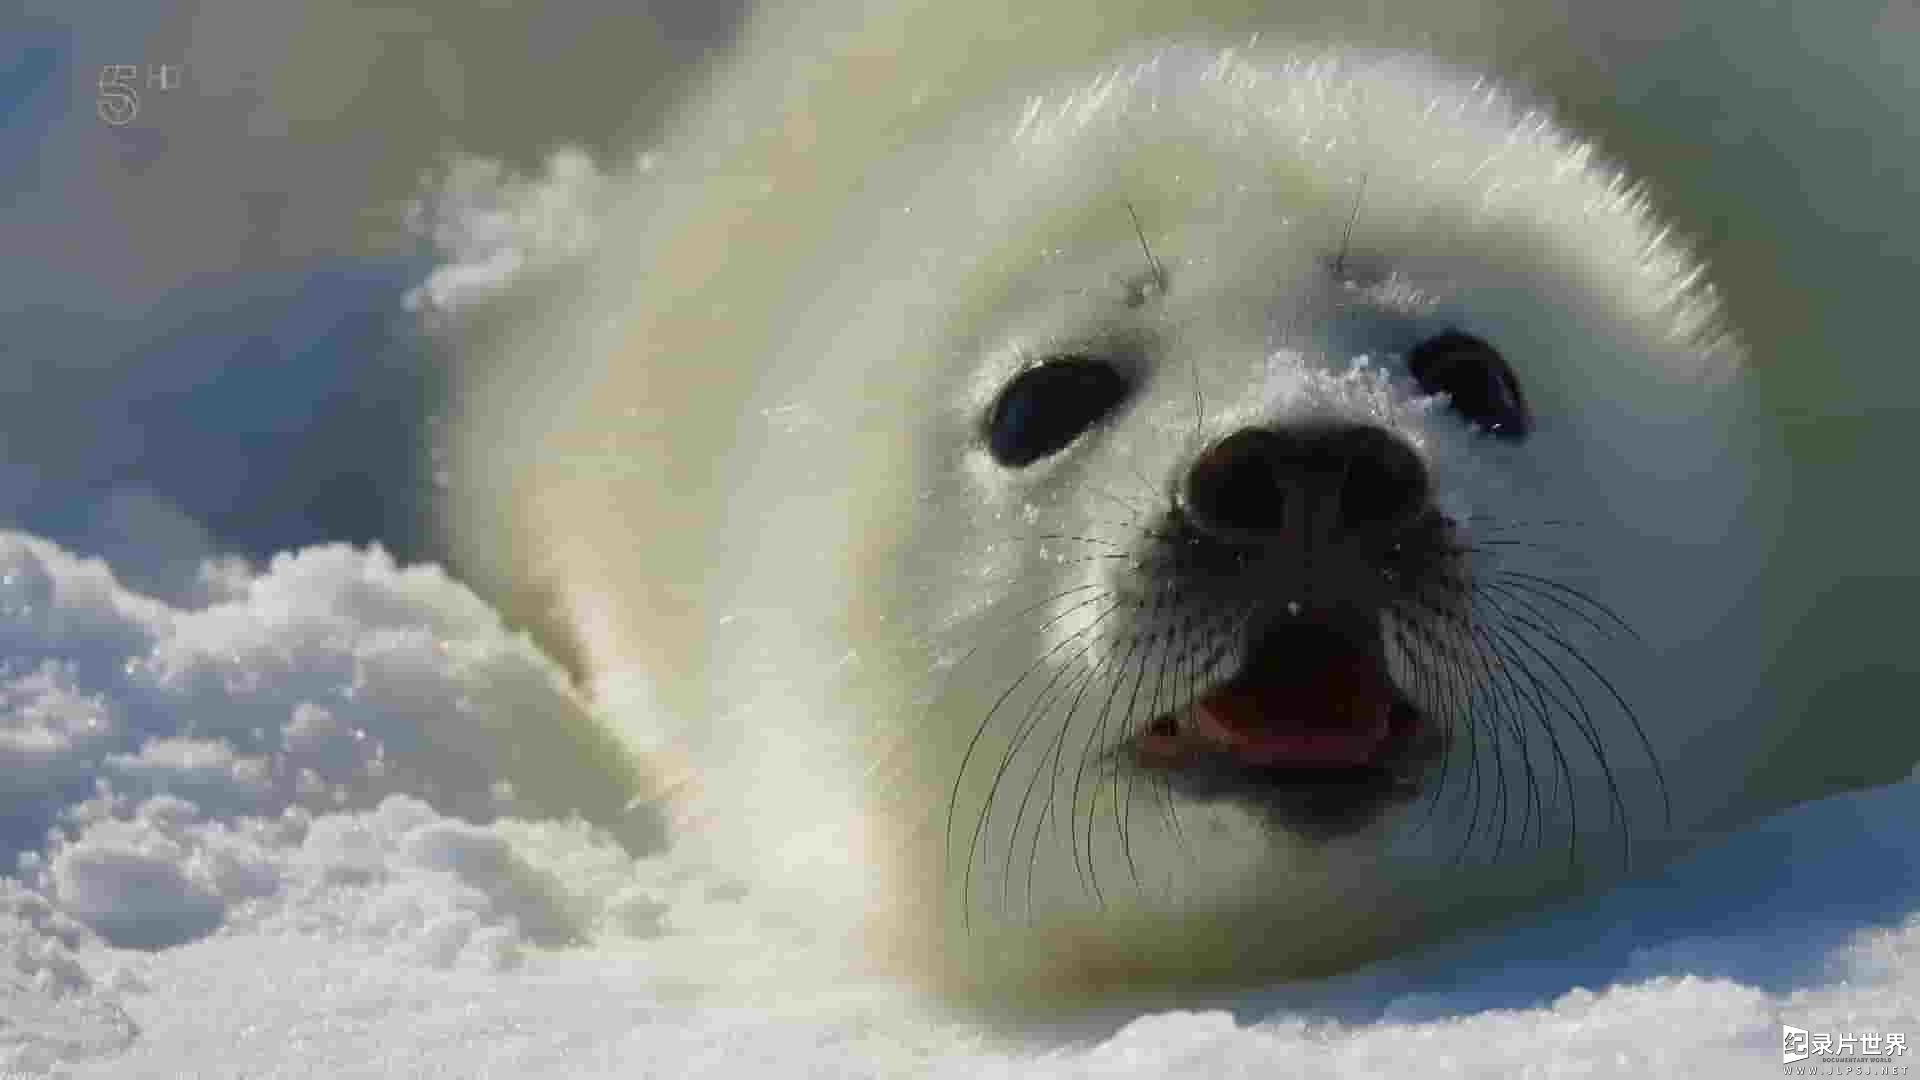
[1186,423,1428,539]
[1319,424,1430,530]
[1187,429,1290,533]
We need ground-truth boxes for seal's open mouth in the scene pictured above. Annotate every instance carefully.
[1127,614,1435,827]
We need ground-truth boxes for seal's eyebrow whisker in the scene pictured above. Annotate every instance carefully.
[1125,201,1168,304]
[1332,171,1369,282]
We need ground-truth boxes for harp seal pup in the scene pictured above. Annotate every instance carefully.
[445,16,1795,1004]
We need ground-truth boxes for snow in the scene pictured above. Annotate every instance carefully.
[0,528,1913,1076]
[401,149,619,322]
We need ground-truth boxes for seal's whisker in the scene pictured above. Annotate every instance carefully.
[1483,583,1643,864]
[1453,614,1532,857]
[1023,533,1131,548]
[1081,617,1157,905]
[954,581,1112,645]
[1075,576,1180,906]
[994,614,1122,918]
[1061,618,1145,907]
[949,589,1127,925]
[1386,609,1449,839]
[1083,484,1155,518]
[1467,538,1586,561]
[1055,614,1160,903]
[1491,599,1571,854]
[1461,618,1528,861]
[964,596,1126,922]
[1473,613,1577,861]
[1121,596,1202,893]
[1114,630,1166,892]
[1397,597,1490,864]
[1019,626,1139,917]
[1026,514,1172,544]
[1479,614,1603,869]
[1461,515,1587,532]
[1156,604,1244,862]
[1038,552,1137,574]
[1393,602,1481,853]
[1479,589,1662,851]
[1487,570,1643,644]
[1466,614,1543,857]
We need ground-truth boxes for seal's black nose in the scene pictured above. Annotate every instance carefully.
[1184,422,1429,542]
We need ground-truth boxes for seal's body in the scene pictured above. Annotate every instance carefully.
[443,0,1901,1003]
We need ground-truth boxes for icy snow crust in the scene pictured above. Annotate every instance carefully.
[1,530,1915,1076]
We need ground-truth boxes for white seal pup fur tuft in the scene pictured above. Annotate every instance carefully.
[443,4,1815,1003]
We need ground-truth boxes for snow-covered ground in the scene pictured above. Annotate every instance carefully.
[2,530,1917,1077]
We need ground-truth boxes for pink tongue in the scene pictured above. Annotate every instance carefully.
[1190,661,1394,767]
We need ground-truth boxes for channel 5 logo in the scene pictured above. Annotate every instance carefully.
[97,64,184,126]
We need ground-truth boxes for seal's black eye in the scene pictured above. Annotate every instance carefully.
[1407,330,1531,439]
[984,355,1130,467]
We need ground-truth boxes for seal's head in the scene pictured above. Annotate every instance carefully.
[695,46,1776,995]
[452,42,1781,1002]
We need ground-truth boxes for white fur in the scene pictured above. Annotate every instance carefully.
[442,1,1909,1002]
